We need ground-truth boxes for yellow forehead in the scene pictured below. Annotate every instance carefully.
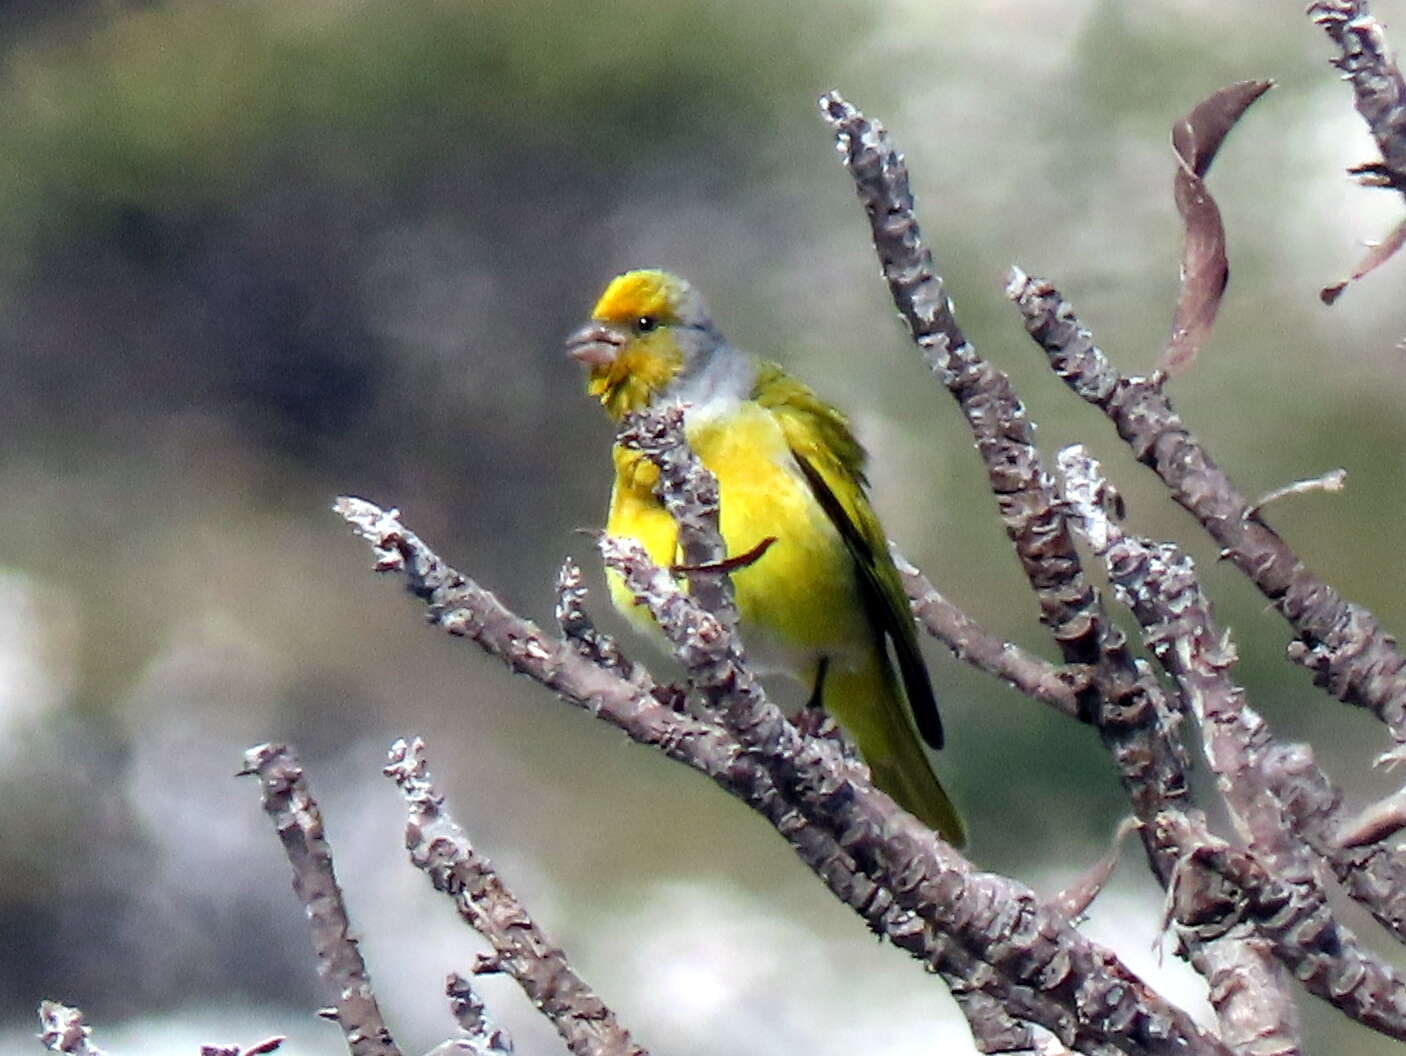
[591,270,680,325]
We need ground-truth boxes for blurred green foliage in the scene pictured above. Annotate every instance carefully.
[0,0,851,243]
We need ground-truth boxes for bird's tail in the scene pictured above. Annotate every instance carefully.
[824,652,966,847]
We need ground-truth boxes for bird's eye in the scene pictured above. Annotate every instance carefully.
[636,316,658,333]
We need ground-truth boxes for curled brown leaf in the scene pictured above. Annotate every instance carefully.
[1321,214,1406,304]
[1161,79,1274,378]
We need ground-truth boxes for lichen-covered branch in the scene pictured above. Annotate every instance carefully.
[1308,0,1406,191]
[384,738,646,1056]
[36,1004,108,1056]
[597,405,1229,1056]
[1061,446,1406,1044]
[240,744,401,1056]
[332,498,1091,1046]
[439,973,514,1056]
[599,528,1227,1056]
[617,403,735,623]
[1058,446,1300,869]
[1161,813,1406,1042]
[1266,744,1406,946]
[820,91,1190,885]
[1008,271,1406,741]
[336,496,1222,1056]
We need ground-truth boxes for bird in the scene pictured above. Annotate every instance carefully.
[567,268,964,846]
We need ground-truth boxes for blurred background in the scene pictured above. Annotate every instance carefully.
[1,0,1404,1052]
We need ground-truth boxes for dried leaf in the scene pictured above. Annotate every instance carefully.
[1161,80,1274,378]
[1338,786,1406,848]
[1321,214,1406,305]
[1052,816,1139,921]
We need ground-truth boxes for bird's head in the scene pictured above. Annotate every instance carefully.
[566,269,721,420]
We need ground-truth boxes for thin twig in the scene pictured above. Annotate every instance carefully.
[240,744,401,1056]
[385,738,646,1056]
[894,548,1084,719]
[1244,469,1346,522]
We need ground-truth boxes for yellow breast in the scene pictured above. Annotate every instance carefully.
[605,402,868,676]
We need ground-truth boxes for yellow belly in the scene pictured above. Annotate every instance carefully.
[605,403,868,677]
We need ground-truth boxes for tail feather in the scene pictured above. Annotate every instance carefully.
[823,655,966,847]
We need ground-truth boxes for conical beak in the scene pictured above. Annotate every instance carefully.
[566,322,625,367]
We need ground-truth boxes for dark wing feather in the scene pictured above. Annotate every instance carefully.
[791,453,944,749]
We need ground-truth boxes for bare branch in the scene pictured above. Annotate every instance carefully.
[597,451,1228,1056]
[1338,785,1406,847]
[1161,813,1406,1042]
[1185,937,1299,1056]
[894,548,1083,719]
[384,738,645,1056]
[616,403,735,622]
[37,1001,287,1056]
[1266,744,1406,945]
[331,499,962,995]
[37,1003,108,1056]
[1063,447,1406,1044]
[1058,447,1300,867]
[953,990,1036,1055]
[337,496,1223,1056]
[240,744,401,1056]
[818,90,1094,661]
[821,91,1191,885]
[1308,0,1406,193]
[1009,271,1406,741]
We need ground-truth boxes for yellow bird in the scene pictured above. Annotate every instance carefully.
[567,269,964,846]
